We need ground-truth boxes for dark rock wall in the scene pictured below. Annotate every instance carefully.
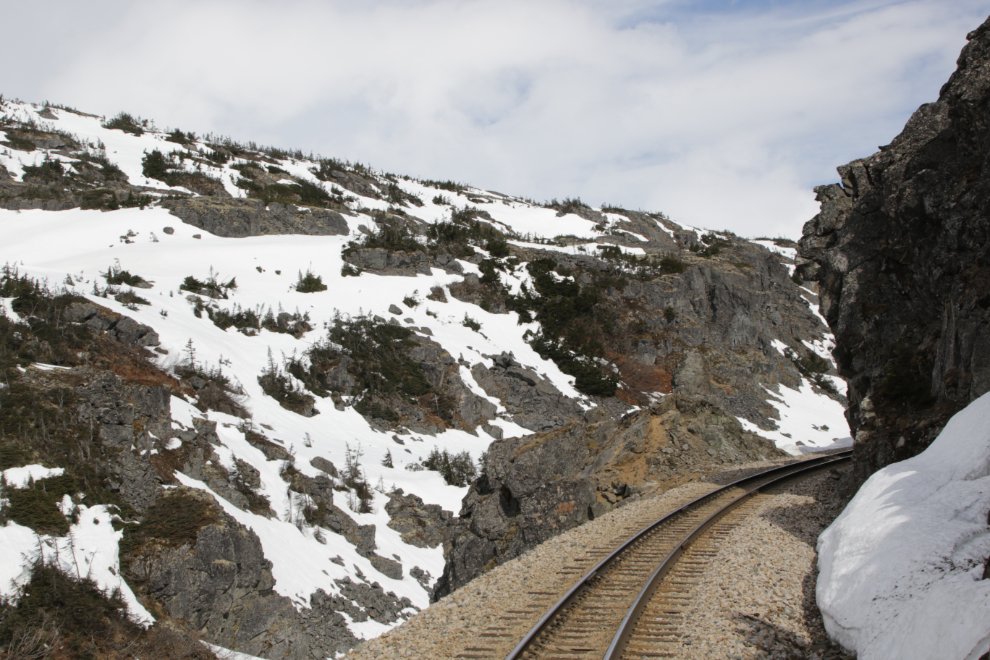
[163,198,349,238]
[799,16,990,485]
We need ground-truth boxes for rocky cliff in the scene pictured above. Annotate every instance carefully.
[799,16,990,486]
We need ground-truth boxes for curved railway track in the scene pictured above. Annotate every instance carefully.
[488,450,852,660]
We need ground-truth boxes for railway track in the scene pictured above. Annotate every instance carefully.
[484,450,852,660]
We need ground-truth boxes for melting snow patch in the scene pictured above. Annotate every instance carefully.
[817,392,990,660]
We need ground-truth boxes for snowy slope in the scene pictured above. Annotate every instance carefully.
[0,98,850,644]
[817,392,990,660]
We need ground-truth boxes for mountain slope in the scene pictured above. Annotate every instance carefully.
[0,96,847,658]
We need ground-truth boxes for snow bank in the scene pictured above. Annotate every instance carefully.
[817,392,990,660]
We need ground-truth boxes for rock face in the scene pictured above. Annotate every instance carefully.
[127,489,361,660]
[433,396,783,599]
[799,18,990,485]
[385,490,453,549]
[66,366,412,659]
[66,302,161,348]
[471,353,585,432]
[343,248,432,277]
[163,198,349,238]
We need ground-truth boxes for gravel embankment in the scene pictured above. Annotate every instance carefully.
[671,470,855,659]
[345,456,850,660]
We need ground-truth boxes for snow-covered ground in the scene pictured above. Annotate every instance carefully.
[817,392,990,660]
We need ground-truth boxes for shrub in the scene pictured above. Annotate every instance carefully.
[180,271,236,299]
[345,221,423,255]
[3,474,77,535]
[142,149,170,180]
[462,315,481,332]
[288,314,431,404]
[102,111,144,135]
[664,306,677,323]
[546,197,588,215]
[421,179,467,193]
[114,290,150,308]
[205,147,230,164]
[403,295,419,308]
[258,350,316,414]
[505,258,619,397]
[295,269,327,293]
[486,236,511,258]
[0,562,130,650]
[659,256,686,274]
[21,156,64,183]
[165,129,194,145]
[785,348,838,396]
[120,491,218,556]
[423,447,477,487]
[433,195,450,205]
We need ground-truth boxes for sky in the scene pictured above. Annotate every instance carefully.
[3,0,987,238]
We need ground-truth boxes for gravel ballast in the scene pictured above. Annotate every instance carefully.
[344,457,852,659]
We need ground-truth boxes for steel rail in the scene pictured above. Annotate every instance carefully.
[601,452,851,660]
[503,450,851,660]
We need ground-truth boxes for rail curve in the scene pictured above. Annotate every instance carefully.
[501,451,852,660]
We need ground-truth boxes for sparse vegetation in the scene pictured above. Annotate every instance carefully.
[295,269,327,293]
[785,347,838,395]
[180,270,237,299]
[114,289,151,309]
[546,197,589,216]
[421,179,467,194]
[120,490,219,556]
[594,245,686,279]
[102,111,145,135]
[258,349,316,416]
[342,444,374,513]
[506,258,620,396]
[104,262,148,287]
[345,220,424,255]
[0,560,215,660]
[423,447,477,487]
[21,155,64,183]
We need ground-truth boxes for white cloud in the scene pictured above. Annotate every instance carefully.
[6,0,988,236]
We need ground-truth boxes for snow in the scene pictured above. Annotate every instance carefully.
[735,378,849,455]
[205,643,266,660]
[817,393,990,660]
[770,339,789,356]
[751,239,798,261]
[0,505,153,626]
[3,465,65,488]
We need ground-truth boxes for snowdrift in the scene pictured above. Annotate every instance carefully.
[817,392,990,660]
